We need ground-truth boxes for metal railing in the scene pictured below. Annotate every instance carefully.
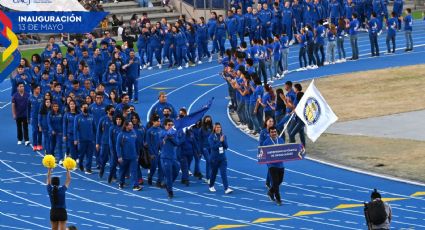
[182,0,227,10]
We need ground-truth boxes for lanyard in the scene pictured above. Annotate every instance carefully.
[270,138,279,145]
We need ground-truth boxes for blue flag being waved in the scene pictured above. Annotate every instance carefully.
[173,97,214,131]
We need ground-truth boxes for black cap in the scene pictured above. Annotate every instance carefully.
[371,189,381,200]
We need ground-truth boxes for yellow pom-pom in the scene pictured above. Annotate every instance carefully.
[42,155,56,169]
[62,157,76,170]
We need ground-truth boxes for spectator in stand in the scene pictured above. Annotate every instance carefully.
[111,14,123,36]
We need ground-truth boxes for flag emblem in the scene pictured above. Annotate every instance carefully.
[303,97,321,125]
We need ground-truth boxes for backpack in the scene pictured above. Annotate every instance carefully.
[138,146,151,169]
[366,200,387,225]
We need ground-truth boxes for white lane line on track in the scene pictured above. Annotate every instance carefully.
[23,147,277,230]
[0,212,49,229]
[1,159,195,230]
[0,224,33,230]
[184,73,425,227]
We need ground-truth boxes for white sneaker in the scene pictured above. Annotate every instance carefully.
[59,160,63,165]
[302,67,307,71]
[278,74,284,80]
[209,186,216,192]
[76,159,79,164]
[147,66,153,70]
[335,59,342,63]
[17,141,22,145]
[341,58,346,62]
[189,170,193,176]
[324,61,330,65]
[198,61,202,64]
[185,63,189,68]
[157,64,162,69]
[177,66,183,70]
[224,188,233,194]
[139,66,143,70]
[24,141,30,146]
[208,56,212,62]
[312,65,318,69]
[284,70,289,74]
[306,65,313,70]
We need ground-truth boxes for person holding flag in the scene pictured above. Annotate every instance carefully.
[262,126,284,206]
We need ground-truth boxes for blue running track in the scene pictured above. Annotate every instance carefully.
[1,21,425,230]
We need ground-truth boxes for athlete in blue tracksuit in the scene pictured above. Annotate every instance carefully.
[368,12,381,56]
[345,0,355,21]
[329,0,341,25]
[146,115,164,186]
[96,105,115,179]
[404,8,413,51]
[149,91,177,120]
[236,9,246,44]
[38,99,51,154]
[259,3,273,40]
[186,24,197,65]
[137,28,149,67]
[208,123,233,194]
[160,119,182,198]
[372,0,386,24]
[117,121,142,191]
[292,0,303,42]
[215,16,227,57]
[48,102,64,161]
[108,115,124,183]
[349,13,360,60]
[189,120,203,179]
[28,85,43,151]
[63,100,79,160]
[177,112,196,186]
[173,26,189,69]
[282,2,293,42]
[131,113,146,184]
[386,12,398,53]
[163,25,175,68]
[271,3,282,36]
[247,8,260,44]
[102,63,122,95]
[196,18,212,63]
[225,11,239,49]
[393,0,403,28]
[147,27,163,68]
[315,21,326,66]
[207,13,219,54]
[89,93,107,129]
[123,51,140,102]
[74,103,96,173]
[200,116,213,182]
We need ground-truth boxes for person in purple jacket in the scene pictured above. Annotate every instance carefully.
[12,82,30,146]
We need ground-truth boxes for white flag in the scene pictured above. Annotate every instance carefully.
[295,80,338,142]
[1,0,87,12]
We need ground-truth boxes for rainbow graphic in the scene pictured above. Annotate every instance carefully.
[0,10,21,82]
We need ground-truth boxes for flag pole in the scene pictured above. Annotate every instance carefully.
[279,113,295,138]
